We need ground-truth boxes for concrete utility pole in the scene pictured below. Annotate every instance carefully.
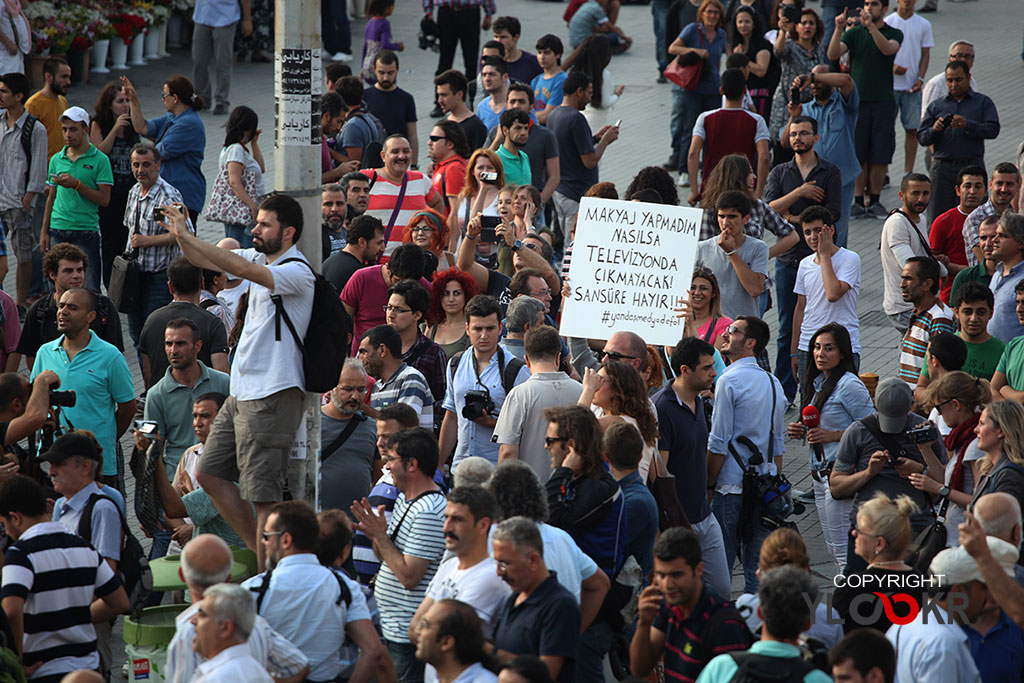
[274,0,323,507]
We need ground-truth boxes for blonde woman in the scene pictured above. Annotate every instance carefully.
[967,400,1024,515]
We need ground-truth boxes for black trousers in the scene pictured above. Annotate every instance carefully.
[437,5,481,82]
[929,156,983,226]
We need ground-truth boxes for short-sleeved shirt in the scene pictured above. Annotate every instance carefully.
[533,71,568,112]
[53,481,122,561]
[485,123,559,195]
[17,294,124,359]
[695,235,769,319]
[989,260,1024,343]
[922,334,1004,382]
[654,384,712,524]
[458,115,489,151]
[546,105,597,202]
[432,155,467,205]
[651,587,752,682]
[370,363,434,430]
[697,640,832,683]
[340,265,432,355]
[231,245,315,400]
[951,263,993,302]
[794,248,862,352]
[898,301,956,385]
[323,250,366,294]
[360,169,439,256]
[493,573,581,682]
[138,301,230,387]
[374,490,446,643]
[475,97,505,132]
[46,144,114,231]
[929,205,970,304]
[495,145,532,187]
[425,556,512,638]
[692,108,769,191]
[319,412,377,512]
[841,23,903,101]
[31,332,136,476]
[881,211,933,315]
[218,143,266,198]
[507,50,543,84]
[568,0,609,47]
[801,85,862,180]
[883,12,933,90]
[144,362,231,471]
[678,23,728,95]
[362,87,417,136]
[996,336,1024,391]
[24,91,69,159]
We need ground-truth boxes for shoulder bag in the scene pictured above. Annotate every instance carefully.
[663,27,705,90]
[108,199,142,314]
[205,149,262,225]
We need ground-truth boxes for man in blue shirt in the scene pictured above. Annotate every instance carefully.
[784,66,860,249]
[604,422,657,580]
[988,212,1024,343]
[32,288,136,488]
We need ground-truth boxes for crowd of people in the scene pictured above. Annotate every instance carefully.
[0,0,1023,681]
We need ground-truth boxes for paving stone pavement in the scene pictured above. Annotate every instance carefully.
[25,0,1024,675]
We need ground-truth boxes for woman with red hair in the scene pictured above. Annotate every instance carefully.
[404,208,455,271]
[426,268,479,357]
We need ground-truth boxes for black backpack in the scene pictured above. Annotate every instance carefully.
[727,651,816,683]
[271,258,353,393]
[19,114,39,188]
[250,565,351,613]
[79,493,153,616]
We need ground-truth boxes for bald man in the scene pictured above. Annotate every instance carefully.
[974,492,1024,584]
[165,534,310,683]
[568,330,648,378]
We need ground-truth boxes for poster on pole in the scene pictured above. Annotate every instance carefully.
[275,48,321,147]
[560,197,702,347]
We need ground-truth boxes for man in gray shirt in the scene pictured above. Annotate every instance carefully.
[320,358,378,512]
[495,325,583,481]
[695,191,769,319]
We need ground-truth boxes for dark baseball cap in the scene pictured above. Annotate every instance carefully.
[39,432,102,465]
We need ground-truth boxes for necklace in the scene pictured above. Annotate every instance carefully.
[869,560,907,568]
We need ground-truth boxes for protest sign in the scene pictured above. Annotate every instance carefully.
[561,197,702,347]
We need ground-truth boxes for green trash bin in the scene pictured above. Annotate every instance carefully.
[123,604,188,682]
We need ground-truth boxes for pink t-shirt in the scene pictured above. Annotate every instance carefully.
[340,265,432,355]
[697,316,732,345]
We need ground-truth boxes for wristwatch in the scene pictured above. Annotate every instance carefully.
[511,239,523,252]
[938,485,950,498]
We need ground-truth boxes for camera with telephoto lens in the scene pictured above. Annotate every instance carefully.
[462,390,495,420]
[49,389,76,407]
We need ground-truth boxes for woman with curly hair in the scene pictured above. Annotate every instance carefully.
[578,361,659,481]
[425,268,479,357]
[404,208,454,270]
[624,166,680,206]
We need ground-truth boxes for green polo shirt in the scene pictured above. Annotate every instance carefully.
[46,144,114,231]
[31,331,135,476]
[496,144,532,187]
[921,334,1005,381]
[144,362,231,472]
[997,336,1024,391]
[950,263,993,303]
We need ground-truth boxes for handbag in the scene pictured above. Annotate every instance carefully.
[663,28,705,90]
[108,199,142,314]
[905,495,950,572]
[205,153,262,225]
[648,450,692,532]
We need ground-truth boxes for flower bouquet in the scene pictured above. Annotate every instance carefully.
[109,10,147,44]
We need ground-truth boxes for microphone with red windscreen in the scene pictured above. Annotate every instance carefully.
[801,405,825,463]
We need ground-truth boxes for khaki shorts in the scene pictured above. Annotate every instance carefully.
[198,388,305,502]
[0,208,35,262]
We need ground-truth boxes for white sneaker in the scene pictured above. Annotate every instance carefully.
[332,52,353,62]
[676,173,690,187]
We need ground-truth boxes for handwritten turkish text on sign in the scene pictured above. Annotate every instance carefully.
[561,197,701,347]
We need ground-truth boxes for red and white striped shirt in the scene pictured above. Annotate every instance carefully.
[361,169,439,256]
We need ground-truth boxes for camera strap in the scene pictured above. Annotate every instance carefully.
[726,369,777,474]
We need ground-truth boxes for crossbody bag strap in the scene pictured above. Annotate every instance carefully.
[891,209,936,260]
[701,317,718,343]
[383,174,410,245]
[321,413,367,462]
[389,490,444,542]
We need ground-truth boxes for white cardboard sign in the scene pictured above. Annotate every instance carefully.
[560,197,702,347]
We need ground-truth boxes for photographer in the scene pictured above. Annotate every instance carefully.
[829,377,947,575]
[439,295,530,467]
[0,371,62,450]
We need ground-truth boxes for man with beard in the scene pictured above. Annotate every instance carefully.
[25,57,71,161]
[319,359,377,513]
[242,501,383,683]
[358,324,434,430]
[321,183,349,261]
[362,51,419,164]
[409,487,510,675]
[31,288,135,488]
[491,516,580,682]
[323,213,385,294]
[495,109,532,187]
[963,163,1022,267]
[895,256,954,386]
[414,600,498,683]
[163,195,315,572]
[880,173,944,333]
[484,83,560,208]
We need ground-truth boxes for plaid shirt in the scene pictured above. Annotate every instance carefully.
[123,177,195,273]
[422,0,496,13]
[0,111,48,211]
[403,333,448,426]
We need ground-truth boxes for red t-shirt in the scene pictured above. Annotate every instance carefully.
[340,265,432,355]
[431,155,466,217]
[930,205,970,304]
[693,108,769,194]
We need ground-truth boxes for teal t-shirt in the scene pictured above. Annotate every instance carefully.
[841,24,903,101]
[696,641,832,683]
[996,336,1024,391]
[46,144,114,231]
[496,145,532,187]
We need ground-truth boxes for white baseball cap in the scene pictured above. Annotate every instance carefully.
[60,106,90,126]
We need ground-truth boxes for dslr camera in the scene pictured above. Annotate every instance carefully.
[49,389,76,407]
[462,390,496,420]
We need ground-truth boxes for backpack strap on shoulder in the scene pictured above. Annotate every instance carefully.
[252,569,274,614]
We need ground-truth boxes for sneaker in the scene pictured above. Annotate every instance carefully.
[850,202,867,219]
[662,157,678,171]
[676,173,690,187]
[213,103,228,115]
[429,104,443,118]
[796,489,816,503]
[331,52,353,62]
[867,201,889,220]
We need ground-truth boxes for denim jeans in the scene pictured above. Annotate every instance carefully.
[774,260,799,402]
[223,222,254,248]
[50,228,101,292]
[385,639,423,683]
[670,88,719,165]
[322,0,351,54]
[576,618,615,682]
[712,492,770,595]
[651,0,673,72]
[813,477,854,574]
[128,270,173,349]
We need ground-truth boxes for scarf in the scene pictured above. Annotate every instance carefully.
[946,413,980,493]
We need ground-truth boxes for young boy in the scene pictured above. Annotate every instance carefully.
[532,34,567,125]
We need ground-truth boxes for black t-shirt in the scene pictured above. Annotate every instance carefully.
[323,251,366,294]
[486,269,512,315]
[458,115,489,151]
[362,86,417,137]
[16,294,125,358]
[138,301,230,386]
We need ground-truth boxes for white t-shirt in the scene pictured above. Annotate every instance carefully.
[231,245,315,399]
[884,12,934,91]
[425,557,511,638]
[219,143,266,198]
[880,212,943,316]
[794,248,862,352]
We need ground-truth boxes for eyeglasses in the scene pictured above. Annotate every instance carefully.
[159,92,172,99]
[951,53,974,60]
[724,325,746,336]
[935,398,956,410]
[382,305,412,314]
[382,455,404,465]
[261,531,284,541]
[544,436,567,447]
[523,242,539,251]
[853,528,881,539]
[531,288,552,297]
[428,135,447,142]
[409,224,434,233]
[597,350,638,362]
